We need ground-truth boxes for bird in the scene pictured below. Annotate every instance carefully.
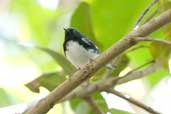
[63,28,113,69]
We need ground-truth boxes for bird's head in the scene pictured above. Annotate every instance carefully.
[64,28,84,41]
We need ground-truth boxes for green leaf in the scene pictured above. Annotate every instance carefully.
[109,108,131,114]
[149,0,171,69]
[91,0,152,50]
[70,92,108,114]
[38,47,76,74]
[127,44,152,67]
[70,98,82,110]
[0,88,12,106]
[159,0,171,12]
[70,98,91,114]
[11,0,57,46]
[150,42,171,68]
[26,71,66,92]
[71,2,101,47]
[92,92,108,112]
[112,54,130,76]
[75,101,91,114]
[39,72,66,91]
[92,54,129,81]
[146,68,169,88]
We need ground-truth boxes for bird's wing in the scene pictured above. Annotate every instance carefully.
[81,37,99,53]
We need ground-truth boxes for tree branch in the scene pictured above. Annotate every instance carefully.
[60,61,157,102]
[135,36,171,45]
[24,9,171,114]
[127,45,148,53]
[123,60,155,76]
[117,62,158,84]
[24,61,158,113]
[84,96,104,114]
[106,89,161,114]
[59,77,120,102]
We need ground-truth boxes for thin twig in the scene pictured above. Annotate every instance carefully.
[134,0,158,29]
[84,96,103,114]
[127,45,148,53]
[124,60,155,76]
[135,37,171,45]
[117,63,158,84]
[106,89,161,114]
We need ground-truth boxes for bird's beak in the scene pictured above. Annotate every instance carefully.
[64,28,69,33]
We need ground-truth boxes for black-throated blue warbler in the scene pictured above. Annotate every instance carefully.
[63,28,113,69]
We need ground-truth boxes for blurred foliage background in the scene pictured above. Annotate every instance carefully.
[0,0,171,114]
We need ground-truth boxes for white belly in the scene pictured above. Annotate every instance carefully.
[65,41,99,68]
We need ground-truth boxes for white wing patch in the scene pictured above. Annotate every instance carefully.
[81,37,99,52]
[81,37,92,45]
